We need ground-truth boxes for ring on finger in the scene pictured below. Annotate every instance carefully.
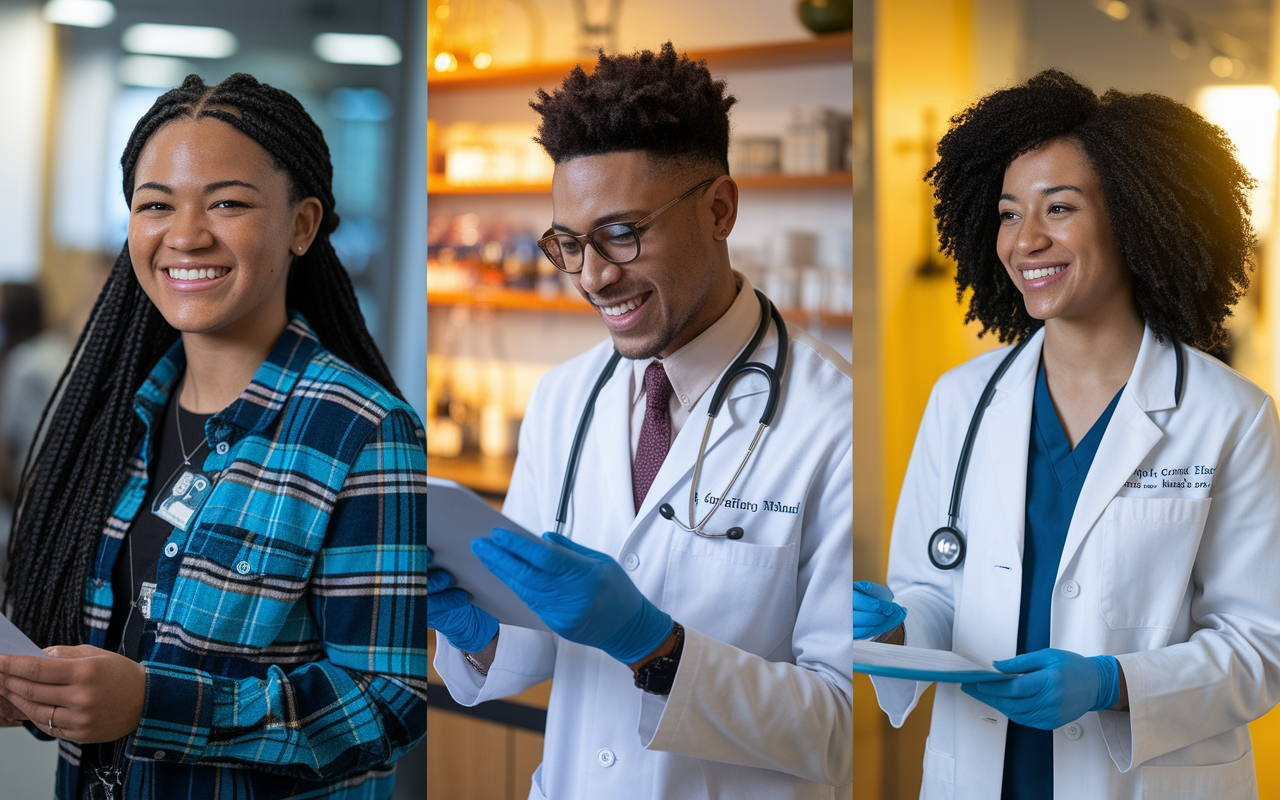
[47,706,58,737]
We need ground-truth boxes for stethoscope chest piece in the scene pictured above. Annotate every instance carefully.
[659,502,746,540]
[929,526,965,570]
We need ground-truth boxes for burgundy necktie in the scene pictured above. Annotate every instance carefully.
[633,360,673,514]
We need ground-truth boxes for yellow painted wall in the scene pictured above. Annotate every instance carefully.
[866,1,1006,796]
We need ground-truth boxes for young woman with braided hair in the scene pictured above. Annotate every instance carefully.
[0,73,425,799]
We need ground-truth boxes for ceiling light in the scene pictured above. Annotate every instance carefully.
[1104,1,1130,21]
[118,55,191,88]
[314,33,402,66]
[42,0,115,28]
[122,24,237,59]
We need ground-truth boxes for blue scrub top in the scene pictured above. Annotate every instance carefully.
[1001,362,1124,800]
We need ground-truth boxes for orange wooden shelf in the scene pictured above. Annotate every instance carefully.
[428,287,852,327]
[428,172,853,196]
[427,32,854,92]
[427,287,596,314]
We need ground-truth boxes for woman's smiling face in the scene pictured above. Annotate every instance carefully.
[996,137,1133,326]
[128,116,320,341]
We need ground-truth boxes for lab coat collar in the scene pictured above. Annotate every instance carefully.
[977,324,1175,590]
[1125,325,1181,413]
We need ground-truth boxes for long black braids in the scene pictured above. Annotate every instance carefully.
[5,73,401,648]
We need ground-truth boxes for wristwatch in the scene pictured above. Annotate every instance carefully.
[634,622,684,695]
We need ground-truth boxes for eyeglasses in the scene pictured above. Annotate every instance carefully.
[537,178,717,274]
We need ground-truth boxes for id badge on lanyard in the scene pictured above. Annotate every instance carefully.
[151,467,215,531]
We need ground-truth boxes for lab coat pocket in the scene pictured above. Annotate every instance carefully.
[663,533,798,656]
[1139,750,1256,799]
[920,737,955,800]
[1100,497,1211,630]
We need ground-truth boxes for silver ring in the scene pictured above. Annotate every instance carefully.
[47,707,56,735]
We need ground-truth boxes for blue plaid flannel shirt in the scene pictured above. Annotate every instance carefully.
[47,314,426,799]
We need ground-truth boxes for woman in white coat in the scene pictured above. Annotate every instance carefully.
[856,70,1280,799]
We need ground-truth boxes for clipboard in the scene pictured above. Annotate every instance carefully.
[427,477,550,632]
[852,639,1015,683]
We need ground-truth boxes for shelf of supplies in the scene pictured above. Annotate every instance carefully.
[428,287,596,314]
[426,31,854,92]
[428,172,853,196]
[428,453,516,499]
[427,288,852,327]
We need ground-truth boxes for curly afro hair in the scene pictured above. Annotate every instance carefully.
[530,42,737,173]
[927,69,1255,351]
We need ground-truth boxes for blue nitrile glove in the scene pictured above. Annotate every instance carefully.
[853,580,908,640]
[961,649,1120,730]
[427,547,500,653]
[471,529,674,664]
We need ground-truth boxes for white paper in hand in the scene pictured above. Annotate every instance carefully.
[0,612,47,658]
[427,478,550,632]
[852,640,1013,683]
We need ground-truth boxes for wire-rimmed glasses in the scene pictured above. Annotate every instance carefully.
[536,178,717,273]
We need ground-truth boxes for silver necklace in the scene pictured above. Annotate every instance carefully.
[150,385,217,531]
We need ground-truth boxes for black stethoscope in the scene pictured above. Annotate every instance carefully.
[554,289,788,541]
[927,335,1185,570]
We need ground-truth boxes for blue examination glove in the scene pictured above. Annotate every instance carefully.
[961,649,1120,730]
[427,547,500,653]
[471,529,674,664]
[853,580,907,640]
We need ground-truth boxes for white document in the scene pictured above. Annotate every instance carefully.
[0,612,47,658]
[852,640,1012,683]
[427,477,551,632]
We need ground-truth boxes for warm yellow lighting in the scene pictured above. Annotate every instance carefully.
[473,52,492,69]
[1170,39,1192,59]
[1196,85,1280,238]
[1210,55,1234,78]
[1104,1,1130,21]
[434,52,458,72]
[436,4,450,19]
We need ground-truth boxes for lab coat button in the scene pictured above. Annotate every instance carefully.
[623,553,640,571]
[1064,723,1083,740]
[1061,580,1079,598]
[164,542,179,558]
[154,750,166,759]
[596,748,616,767]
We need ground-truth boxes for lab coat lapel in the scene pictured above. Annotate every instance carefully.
[582,358,643,554]
[951,333,1040,663]
[1056,326,1171,582]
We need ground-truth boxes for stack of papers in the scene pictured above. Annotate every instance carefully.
[0,612,47,658]
[852,640,1013,683]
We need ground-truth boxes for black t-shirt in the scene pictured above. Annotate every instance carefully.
[80,392,212,798]
[105,392,212,660]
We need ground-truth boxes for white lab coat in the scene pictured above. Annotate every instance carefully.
[435,320,854,800]
[871,325,1280,800]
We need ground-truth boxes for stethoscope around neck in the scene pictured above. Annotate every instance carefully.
[927,334,1185,570]
[554,289,788,541]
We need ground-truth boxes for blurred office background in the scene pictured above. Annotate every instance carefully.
[0,0,425,796]
[854,0,1280,797]
[424,0,852,797]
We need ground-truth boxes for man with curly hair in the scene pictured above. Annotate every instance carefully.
[429,43,853,799]
[855,70,1280,799]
